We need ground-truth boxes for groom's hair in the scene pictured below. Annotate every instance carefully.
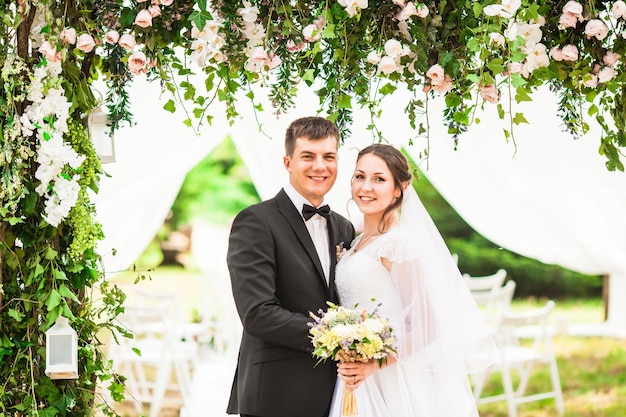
[285,116,341,156]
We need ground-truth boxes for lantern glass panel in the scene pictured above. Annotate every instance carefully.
[49,334,73,365]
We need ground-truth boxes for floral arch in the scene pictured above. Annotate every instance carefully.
[2,0,626,414]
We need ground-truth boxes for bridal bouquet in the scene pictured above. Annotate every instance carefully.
[309,302,397,416]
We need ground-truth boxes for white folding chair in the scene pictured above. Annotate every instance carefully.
[471,279,516,326]
[106,291,200,417]
[472,300,565,417]
[464,269,507,293]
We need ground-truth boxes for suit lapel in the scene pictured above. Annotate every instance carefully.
[276,190,327,285]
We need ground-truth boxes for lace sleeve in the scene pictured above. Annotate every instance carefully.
[375,228,418,264]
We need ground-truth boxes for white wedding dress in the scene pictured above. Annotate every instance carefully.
[328,226,484,417]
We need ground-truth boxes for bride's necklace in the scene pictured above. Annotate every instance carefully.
[353,232,382,253]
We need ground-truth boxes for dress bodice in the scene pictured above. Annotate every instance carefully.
[335,228,414,332]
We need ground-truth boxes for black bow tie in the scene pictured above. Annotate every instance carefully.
[302,204,330,220]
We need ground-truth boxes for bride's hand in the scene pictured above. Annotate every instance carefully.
[337,360,379,389]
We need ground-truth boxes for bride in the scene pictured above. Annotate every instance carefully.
[329,144,495,417]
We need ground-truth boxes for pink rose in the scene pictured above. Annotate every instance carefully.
[561,44,579,61]
[550,47,564,61]
[396,2,418,21]
[161,0,174,5]
[39,41,62,62]
[416,3,429,18]
[562,1,583,18]
[119,33,137,50]
[426,64,446,86]
[149,5,161,17]
[367,50,382,65]
[128,51,147,75]
[302,24,321,42]
[603,51,620,67]
[377,56,398,75]
[559,13,579,28]
[508,62,529,78]
[431,75,452,93]
[583,74,598,87]
[246,47,281,71]
[598,66,617,83]
[585,19,608,40]
[60,27,76,44]
[313,16,326,29]
[135,9,153,28]
[76,33,96,53]
[480,84,500,104]
[286,40,305,52]
[104,30,119,44]
[267,50,282,70]
[137,0,147,2]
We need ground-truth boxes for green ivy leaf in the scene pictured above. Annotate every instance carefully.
[36,406,58,417]
[163,99,176,113]
[323,23,337,39]
[53,394,76,411]
[45,289,62,311]
[44,247,58,260]
[189,11,211,31]
[54,269,68,281]
[302,69,316,85]
[7,216,22,225]
[486,58,504,75]
[466,38,480,53]
[515,88,532,102]
[58,284,79,302]
[512,112,529,125]
[1,334,15,347]
[337,94,352,109]
[120,7,135,27]
[379,83,397,96]
[8,308,24,322]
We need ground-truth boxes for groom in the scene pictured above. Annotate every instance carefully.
[226,116,355,417]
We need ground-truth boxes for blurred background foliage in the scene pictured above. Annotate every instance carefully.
[145,137,602,301]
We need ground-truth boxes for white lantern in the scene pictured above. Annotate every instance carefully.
[88,106,116,164]
[45,316,79,380]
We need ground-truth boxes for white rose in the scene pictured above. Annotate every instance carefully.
[613,1,626,18]
[362,318,384,334]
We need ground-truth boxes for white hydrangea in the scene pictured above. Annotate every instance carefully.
[21,57,83,227]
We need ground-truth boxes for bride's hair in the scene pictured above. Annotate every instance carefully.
[356,144,412,231]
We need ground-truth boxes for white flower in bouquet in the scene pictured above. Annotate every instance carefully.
[308,301,397,365]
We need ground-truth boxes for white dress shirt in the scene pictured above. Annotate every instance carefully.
[284,184,331,283]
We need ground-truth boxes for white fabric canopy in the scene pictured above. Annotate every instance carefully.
[93,81,626,336]
[92,78,226,275]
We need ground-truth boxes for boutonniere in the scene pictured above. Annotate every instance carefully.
[336,242,347,262]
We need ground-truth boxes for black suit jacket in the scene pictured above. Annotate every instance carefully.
[226,189,355,417]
